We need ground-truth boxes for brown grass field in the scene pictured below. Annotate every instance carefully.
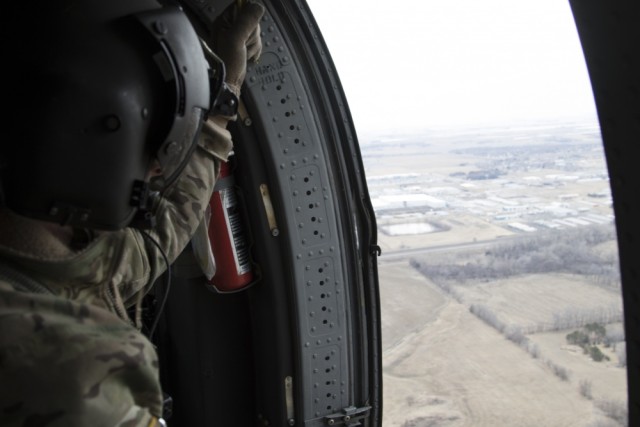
[379,260,627,427]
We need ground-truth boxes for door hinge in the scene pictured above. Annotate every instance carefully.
[324,406,371,426]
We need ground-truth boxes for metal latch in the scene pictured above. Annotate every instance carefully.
[324,406,371,426]
[370,245,382,257]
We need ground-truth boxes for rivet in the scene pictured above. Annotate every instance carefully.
[153,21,168,35]
[164,141,182,155]
[103,115,121,131]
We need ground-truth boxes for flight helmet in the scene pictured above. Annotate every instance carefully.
[1,0,214,230]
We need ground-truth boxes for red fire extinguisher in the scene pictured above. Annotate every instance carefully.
[207,158,254,292]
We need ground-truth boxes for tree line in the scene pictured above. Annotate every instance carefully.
[411,224,620,288]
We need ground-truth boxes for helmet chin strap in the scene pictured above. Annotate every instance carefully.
[129,180,157,229]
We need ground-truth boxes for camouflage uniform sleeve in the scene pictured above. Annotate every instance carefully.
[114,118,233,307]
[0,277,164,426]
[0,119,232,426]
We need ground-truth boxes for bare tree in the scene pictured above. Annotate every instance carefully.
[595,399,628,427]
[579,379,593,400]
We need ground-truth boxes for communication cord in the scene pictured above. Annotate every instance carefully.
[141,231,172,341]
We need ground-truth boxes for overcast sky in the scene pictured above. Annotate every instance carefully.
[305,0,598,135]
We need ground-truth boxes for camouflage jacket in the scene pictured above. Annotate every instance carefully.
[0,119,232,426]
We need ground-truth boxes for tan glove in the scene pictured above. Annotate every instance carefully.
[212,1,265,97]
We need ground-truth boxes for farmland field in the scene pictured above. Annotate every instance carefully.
[380,261,627,427]
[368,123,627,426]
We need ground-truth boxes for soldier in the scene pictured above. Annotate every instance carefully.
[0,0,264,425]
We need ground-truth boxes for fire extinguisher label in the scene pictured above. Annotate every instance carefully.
[221,187,252,275]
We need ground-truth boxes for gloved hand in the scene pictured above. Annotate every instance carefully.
[213,1,265,98]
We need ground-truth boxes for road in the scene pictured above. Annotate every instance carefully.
[378,234,526,262]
